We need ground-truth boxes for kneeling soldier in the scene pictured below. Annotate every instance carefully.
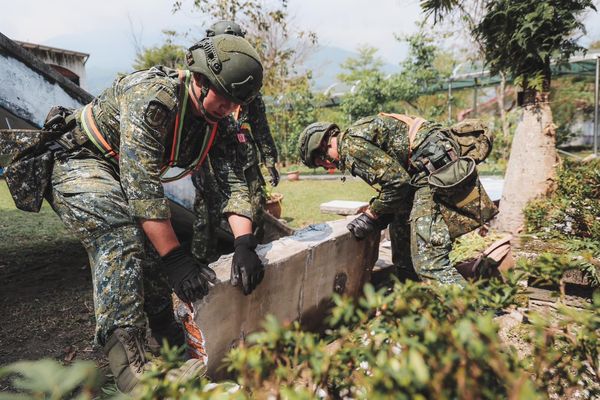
[299,113,498,286]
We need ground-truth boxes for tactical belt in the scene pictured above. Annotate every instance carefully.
[80,69,218,183]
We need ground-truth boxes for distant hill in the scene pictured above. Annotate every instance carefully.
[42,31,402,96]
[304,45,401,92]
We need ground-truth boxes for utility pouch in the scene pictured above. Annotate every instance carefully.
[4,151,54,212]
[448,119,493,163]
[428,157,498,239]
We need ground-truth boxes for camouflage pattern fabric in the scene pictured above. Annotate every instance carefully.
[338,114,466,286]
[34,66,251,344]
[47,148,171,345]
[191,95,274,263]
[245,94,278,168]
[87,65,252,219]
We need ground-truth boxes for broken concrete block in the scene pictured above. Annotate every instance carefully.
[320,200,368,215]
[192,219,380,378]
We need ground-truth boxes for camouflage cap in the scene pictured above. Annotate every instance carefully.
[206,20,246,38]
[298,122,339,168]
[186,34,263,104]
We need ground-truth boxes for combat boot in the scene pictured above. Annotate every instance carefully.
[104,327,152,393]
[104,327,207,394]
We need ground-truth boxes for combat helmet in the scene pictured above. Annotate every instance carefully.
[186,34,263,104]
[206,20,246,37]
[299,122,339,168]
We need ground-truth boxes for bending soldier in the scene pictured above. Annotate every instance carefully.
[3,35,265,393]
[192,20,279,264]
[299,113,498,286]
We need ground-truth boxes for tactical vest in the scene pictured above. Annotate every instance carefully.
[0,70,217,212]
[81,70,218,183]
[378,113,498,239]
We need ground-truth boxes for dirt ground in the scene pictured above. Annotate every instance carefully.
[0,234,104,374]
[0,182,105,390]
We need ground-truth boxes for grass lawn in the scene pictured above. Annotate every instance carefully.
[0,178,376,238]
[0,179,72,255]
[273,179,377,228]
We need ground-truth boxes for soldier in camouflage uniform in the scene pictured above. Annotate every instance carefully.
[299,113,497,286]
[192,20,279,263]
[11,35,266,393]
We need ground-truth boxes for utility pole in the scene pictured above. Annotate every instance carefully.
[594,56,599,156]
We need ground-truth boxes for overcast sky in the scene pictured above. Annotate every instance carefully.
[2,0,600,89]
[0,0,426,64]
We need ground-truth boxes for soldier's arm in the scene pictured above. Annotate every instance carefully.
[247,94,278,167]
[118,82,181,253]
[210,119,254,223]
[140,219,180,256]
[342,135,412,216]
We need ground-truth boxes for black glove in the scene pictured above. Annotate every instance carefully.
[231,234,264,295]
[161,246,217,303]
[347,213,393,240]
[268,166,280,187]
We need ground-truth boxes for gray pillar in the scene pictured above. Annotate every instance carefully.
[448,81,453,122]
[473,78,478,116]
[595,56,599,156]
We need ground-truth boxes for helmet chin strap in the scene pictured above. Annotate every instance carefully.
[190,77,220,123]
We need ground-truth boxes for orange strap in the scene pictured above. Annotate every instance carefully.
[379,112,426,150]
[81,104,119,161]
[82,70,217,182]
[233,105,241,121]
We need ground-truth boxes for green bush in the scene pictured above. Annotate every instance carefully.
[2,271,597,398]
[0,359,101,400]
[524,159,600,241]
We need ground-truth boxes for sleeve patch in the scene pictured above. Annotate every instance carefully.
[144,101,169,128]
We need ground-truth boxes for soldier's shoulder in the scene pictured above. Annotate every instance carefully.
[346,115,383,139]
[122,68,179,111]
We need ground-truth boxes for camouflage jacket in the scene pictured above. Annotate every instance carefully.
[236,93,278,168]
[338,114,440,216]
[82,66,251,220]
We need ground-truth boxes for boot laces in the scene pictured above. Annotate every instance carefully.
[124,330,148,373]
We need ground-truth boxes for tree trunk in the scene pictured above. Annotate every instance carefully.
[493,92,559,233]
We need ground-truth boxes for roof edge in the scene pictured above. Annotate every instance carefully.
[0,32,94,105]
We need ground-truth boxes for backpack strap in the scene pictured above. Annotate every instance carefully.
[378,113,426,164]
[81,103,119,162]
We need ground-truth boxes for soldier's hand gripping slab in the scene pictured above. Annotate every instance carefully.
[231,234,264,295]
[161,246,217,303]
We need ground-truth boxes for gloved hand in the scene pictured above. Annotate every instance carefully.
[268,166,280,187]
[347,213,393,240]
[161,246,217,303]
[231,234,264,295]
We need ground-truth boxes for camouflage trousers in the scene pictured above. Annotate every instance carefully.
[46,149,172,345]
[389,186,466,286]
[192,162,266,264]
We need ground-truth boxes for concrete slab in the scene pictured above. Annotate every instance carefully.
[193,219,380,378]
[320,200,368,215]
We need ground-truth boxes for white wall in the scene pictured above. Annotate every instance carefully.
[0,53,85,127]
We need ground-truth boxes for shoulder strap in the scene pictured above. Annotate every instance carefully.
[80,104,119,162]
[378,112,426,150]
[160,70,218,182]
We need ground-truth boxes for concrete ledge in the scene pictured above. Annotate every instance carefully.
[320,200,368,215]
[193,219,380,377]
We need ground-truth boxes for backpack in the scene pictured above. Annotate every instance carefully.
[448,119,493,164]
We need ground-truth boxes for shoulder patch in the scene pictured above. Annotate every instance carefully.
[144,101,169,128]
[155,89,177,110]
